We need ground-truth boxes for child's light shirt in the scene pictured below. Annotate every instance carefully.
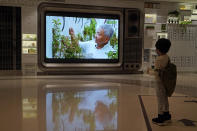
[154,54,169,80]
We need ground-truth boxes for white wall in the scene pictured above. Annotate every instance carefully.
[22,6,37,34]
[144,2,197,72]
[144,2,180,49]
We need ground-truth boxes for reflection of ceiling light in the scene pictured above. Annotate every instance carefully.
[22,98,37,118]
[145,14,157,17]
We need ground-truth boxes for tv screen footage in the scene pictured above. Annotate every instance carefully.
[45,12,120,63]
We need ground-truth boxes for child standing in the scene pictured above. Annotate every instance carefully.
[152,38,172,125]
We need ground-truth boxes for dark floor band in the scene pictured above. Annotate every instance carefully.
[138,95,152,131]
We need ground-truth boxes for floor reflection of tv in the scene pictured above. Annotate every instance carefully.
[45,88,118,131]
[38,3,124,71]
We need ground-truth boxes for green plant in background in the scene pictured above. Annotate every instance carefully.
[107,33,118,59]
[106,20,117,25]
[52,19,82,58]
[110,33,118,48]
[107,49,118,59]
[83,18,97,41]
[52,19,61,58]
[83,26,89,41]
[60,35,82,58]
[106,20,118,59]
[77,33,84,41]
[179,21,192,25]
[179,21,192,32]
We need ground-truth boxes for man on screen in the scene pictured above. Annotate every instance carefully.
[69,24,115,59]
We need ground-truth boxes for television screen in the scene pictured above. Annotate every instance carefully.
[45,12,120,63]
[46,88,118,131]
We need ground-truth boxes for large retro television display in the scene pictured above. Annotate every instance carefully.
[45,12,119,62]
[38,3,142,73]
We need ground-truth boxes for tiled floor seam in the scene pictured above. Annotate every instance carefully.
[138,95,152,131]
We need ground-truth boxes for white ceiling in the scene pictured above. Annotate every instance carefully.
[0,0,197,5]
[145,0,197,4]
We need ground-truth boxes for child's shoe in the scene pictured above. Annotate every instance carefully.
[152,114,166,126]
[163,112,171,122]
[152,113,172,126]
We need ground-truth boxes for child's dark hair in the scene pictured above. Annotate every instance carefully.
[155,38,171,53]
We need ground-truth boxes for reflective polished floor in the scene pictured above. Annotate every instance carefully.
[0,73,197,131]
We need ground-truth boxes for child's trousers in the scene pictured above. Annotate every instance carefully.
[155,80,169,114]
